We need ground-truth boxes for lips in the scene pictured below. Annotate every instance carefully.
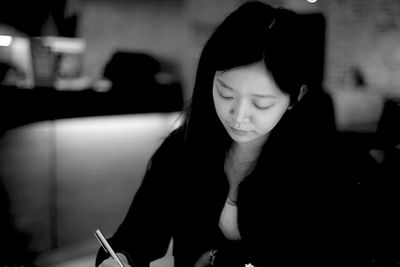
[230,126,249,136]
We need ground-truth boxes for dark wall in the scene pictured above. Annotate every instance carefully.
[0,0,76,37]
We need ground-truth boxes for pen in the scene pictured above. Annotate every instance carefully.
[94,229,125,267]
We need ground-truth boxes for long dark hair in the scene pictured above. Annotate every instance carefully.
[177,1,312,166]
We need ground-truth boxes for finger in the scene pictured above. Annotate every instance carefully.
[194,251,213,267]
[99,258,122,267]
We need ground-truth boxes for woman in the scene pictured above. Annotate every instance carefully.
[96,1,379,267]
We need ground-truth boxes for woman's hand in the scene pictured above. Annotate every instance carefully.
[194,250,214,267]
[98,253,131,267]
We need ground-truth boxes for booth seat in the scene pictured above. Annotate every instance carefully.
[0,112,181,267]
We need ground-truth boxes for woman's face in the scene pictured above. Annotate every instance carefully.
[213,61,290,145]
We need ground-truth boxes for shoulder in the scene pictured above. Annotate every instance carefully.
[156,127,185,154]
[139,127,187,189]
[148,126,186,167]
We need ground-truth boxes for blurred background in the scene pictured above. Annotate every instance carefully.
[0,0,399,266]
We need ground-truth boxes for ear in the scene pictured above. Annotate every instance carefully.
[297,84,308,102]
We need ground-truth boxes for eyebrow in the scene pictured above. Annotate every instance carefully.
[216,78,277,99]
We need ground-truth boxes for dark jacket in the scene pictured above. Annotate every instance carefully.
[96,126,400,267]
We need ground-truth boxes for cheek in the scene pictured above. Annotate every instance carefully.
[254,107,288,133]
[213,97,230,119]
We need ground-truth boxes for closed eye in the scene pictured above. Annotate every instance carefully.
[254,103,274,110]
[217,89,233,100]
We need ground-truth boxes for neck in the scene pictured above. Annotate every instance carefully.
[231,135,267,162]
[224,139,263,201]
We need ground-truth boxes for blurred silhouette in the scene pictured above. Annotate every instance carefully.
[104,52,161,95]
[102,51,183,113]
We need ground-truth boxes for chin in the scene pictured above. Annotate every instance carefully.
[230,132,270,148]
[228,132,256,143]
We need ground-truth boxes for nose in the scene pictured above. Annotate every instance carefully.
[231,99,250,124]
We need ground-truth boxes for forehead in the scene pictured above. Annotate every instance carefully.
[215,62,281,95]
